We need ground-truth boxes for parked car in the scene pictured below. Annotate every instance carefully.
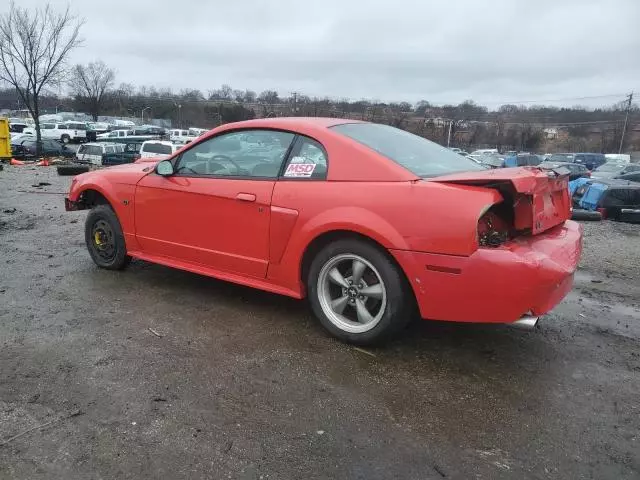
[97,129,157,142]
[169,129,197,145]
[615,172,640,183]
[101,140,145,166]
[548,153,575,163]
[574,153,606,170]
[88,122,110,134]
[470,149,499,156]
[539,161,590,181]
[8,120,29,133]
[12,138,75,158]
[505,153,543,167]
[139,140,180,159]
[571,178,640,222]
[591,162,640,179]
[38,122,87,144]
[65,118,581,345]
[133,125,166,137]
[75,143,125,166]
[188,127,208,137]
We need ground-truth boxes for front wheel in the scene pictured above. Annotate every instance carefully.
[61,134,70,144]
[307,239,414,345]
[85,205,131,270]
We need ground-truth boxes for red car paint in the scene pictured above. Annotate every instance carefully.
[66,118,582,324]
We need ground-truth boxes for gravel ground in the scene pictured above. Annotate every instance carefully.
[0,166,639,480]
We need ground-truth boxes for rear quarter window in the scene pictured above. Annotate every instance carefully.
[331,123,483,177]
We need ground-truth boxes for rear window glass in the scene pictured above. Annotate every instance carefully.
[142,143,172,154]
[330,123,483,177]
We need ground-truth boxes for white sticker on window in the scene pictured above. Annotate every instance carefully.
[284,163,316,177]
[289,156,307,164]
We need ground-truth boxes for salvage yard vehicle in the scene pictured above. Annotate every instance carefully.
[65,118,582,345]
[11,138,75,159]
[76,143,125,165]
[571,178,640,222]
[591,162,640,180]
[539,161,590,181]
[139,140,180,159]
[169,129,197,145]
[39,122,87,143]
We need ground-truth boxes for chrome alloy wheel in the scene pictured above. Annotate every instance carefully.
[317,254,387,334]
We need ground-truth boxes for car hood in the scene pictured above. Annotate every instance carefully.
[75,161,156,186]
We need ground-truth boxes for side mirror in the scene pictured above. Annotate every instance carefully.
[156,160,174,176]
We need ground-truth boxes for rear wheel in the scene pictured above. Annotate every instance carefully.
[61,134,70,144]
[307,239,413,345]
[85,205,131,270]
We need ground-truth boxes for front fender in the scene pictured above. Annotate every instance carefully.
[67,173,138,249]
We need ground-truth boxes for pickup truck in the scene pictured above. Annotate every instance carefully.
[97,129,159,142]
[38,122,87,143]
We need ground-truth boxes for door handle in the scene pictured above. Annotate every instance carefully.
[235,193,256,202]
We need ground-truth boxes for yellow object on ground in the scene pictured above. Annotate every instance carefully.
[0,117,11,161]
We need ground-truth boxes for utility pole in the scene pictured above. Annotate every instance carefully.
[447,120,453,147]
[292,92,298,116]
[619,92,633,154]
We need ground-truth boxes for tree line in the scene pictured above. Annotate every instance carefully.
[1,2,638,154]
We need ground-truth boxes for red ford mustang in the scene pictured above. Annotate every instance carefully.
[65,118,582,345]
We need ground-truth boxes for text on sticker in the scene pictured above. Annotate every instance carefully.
[285,163,316,177]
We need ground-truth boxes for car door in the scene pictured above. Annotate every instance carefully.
[134,128,296,278]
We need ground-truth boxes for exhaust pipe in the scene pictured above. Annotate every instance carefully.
[511,314,539,330]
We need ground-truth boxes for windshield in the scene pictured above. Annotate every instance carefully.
[596,163,625,173]
[331,123,483,177]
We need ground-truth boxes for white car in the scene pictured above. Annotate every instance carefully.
[188,127,208,137]
[75,142,125,166]
[97,129,132,140]
[470,149,499,156]
[169,129,197,145]
[112,119,136,128]
[139,140,180,159]
[39,122,87,143]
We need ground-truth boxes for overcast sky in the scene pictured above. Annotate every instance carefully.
[5,0,640,107]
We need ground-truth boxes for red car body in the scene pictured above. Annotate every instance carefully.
[66,118,582,327]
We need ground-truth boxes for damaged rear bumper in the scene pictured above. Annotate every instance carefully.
[390,220,583,324]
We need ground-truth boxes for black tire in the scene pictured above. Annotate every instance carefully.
[571,209,602,221]
[61,134,70,144]
[57,165,90,176]
[307,239,414,345]
[85,205,131,270]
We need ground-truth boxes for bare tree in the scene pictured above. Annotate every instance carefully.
[69,61,115,120]
[0,2,82,154]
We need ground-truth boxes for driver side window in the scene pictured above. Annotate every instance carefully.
[175,129,295,178]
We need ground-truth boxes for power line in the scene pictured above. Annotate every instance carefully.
[619,92,634,153]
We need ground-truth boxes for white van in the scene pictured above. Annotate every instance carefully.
[139,140,179,159]
[76,143,125,165]
[169,129,197,145]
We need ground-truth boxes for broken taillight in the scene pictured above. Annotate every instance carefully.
[478,209,509,247]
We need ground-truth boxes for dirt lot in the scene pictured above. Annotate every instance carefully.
[1,166,639,480]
